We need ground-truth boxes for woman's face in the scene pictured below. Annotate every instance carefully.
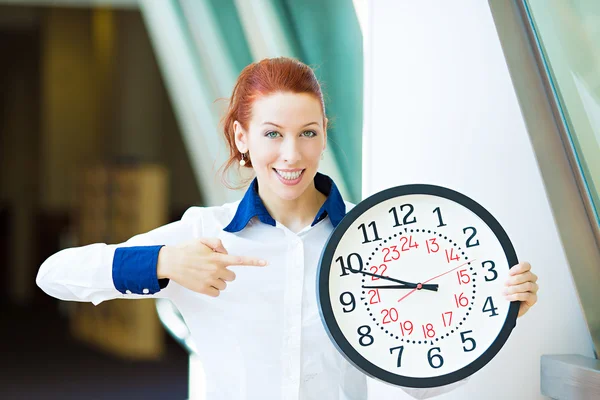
[234,91,326,202]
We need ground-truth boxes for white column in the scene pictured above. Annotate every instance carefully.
[363,1,594,399]
[188,353,206,400]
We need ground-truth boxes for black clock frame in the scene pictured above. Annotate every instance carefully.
[317,184,520,388]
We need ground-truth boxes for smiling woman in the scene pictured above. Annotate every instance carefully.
[220,58,330,232]
[234,92,327,230]
[219,57,327,182]
[36,56,538,400]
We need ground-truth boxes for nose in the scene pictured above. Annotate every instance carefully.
[280,137,301,164]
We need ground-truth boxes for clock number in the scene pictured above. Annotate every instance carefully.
[390,346,404,367]
[370,264,388,280]
[442,311,453,327]
[445,248,460,263]
[460,330,477,352]
[482,296,499,317]
[454,292,469,308]
[382,246,400,262]
[381,308,399,324]
[463,227,480,248]
[427,347,444,369]
[422,323,436,339]
[358,221,382,244]
[390,207,401,227]
[482,260,498,282]
[399,321,413,336]
[368,289,381,304]
[433,207,447,227]
[425,238,439,254]
[358,325,374,346]
[389,204,417,227]
[337,253,364,277]
[339,292,355,313]
[400,236,419,251]
[457,269,471,285]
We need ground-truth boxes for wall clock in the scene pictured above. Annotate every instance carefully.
[317,184,519,388]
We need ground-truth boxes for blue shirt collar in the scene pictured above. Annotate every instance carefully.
[223,172,346,233]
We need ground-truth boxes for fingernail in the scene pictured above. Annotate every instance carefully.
[259,260,268,266]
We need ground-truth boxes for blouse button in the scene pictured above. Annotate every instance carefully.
[143,288,150,294]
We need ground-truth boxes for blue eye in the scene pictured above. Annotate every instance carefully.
[302,130,317,138]
[265,131,281,138]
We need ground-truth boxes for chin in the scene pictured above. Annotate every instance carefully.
[281,185,316,203]
[273,184,307,201]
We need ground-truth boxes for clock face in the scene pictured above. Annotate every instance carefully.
[317,184,519,388]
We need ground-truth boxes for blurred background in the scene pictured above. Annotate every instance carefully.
[0,0,362,398]
[0,0,599,399]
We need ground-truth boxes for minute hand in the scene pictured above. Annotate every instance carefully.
[347,268,439,291]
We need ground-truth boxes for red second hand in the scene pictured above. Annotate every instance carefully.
[397,259,476,303]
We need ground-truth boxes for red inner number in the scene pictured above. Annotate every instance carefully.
[370,264,388,280]
[454,292,468,308]
[422,323,435,338]
[369,289,381,304]
[445,248,460,263]
[457,269,470,285]
[382,246,400,262]
[425,238,440,253]
[381,308,399,324]
[442,311,453,327]
[399,321,413,336]
[400,236,419,251]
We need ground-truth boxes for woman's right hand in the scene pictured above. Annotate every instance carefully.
[156,238,268,297]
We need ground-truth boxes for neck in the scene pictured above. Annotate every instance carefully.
[258,179,327,233]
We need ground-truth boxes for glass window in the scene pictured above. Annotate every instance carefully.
[523,0,600,227]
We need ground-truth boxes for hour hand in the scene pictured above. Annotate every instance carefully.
[362,284,415,290]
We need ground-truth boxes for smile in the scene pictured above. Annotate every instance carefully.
[273,169,305,185]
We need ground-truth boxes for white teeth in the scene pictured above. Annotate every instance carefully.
[276,169,303,180]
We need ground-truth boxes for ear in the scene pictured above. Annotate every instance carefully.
[233,121,248,153]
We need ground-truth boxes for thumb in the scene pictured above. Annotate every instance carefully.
[198,237,229,254]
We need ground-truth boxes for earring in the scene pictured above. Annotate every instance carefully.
[239,152,247,167]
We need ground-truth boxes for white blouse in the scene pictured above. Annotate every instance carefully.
[36,173,464,400]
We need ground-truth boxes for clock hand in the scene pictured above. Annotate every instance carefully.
[397,288,419,303]
[397,259,476,303]
[347,268,423,288]
[421,259,476,285]
[362,284,438,291]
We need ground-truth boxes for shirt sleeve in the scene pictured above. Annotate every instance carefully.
[36,207,203,306]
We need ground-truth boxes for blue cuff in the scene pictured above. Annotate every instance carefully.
[112,245,169,295]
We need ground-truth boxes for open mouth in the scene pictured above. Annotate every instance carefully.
[273,169,305,184]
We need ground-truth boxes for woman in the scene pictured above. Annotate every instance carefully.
[37,57,539,400]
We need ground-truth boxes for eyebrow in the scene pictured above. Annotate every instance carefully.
[262,121,320,128]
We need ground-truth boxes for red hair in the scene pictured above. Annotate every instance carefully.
[219,57,326,189]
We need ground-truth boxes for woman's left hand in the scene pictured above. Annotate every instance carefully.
[503,261,539,317]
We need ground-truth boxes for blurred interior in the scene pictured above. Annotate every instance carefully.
[0,4,199,399]
[0,1,363,398]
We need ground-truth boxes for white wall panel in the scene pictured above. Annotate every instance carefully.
[363,1,594,398]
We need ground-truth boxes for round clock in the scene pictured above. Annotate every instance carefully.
[317,184,519,388]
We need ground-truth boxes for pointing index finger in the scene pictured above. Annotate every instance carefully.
[217,253,268,267]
